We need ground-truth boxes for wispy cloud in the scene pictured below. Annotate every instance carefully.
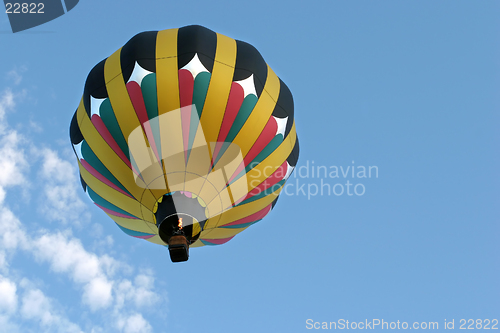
[0,274,84,333]
[0,88,15,122]
[19,284,84,333]
[115,313,153,333]
[0,74,164,332]
[0,88,27,134]
[31,231,160,331]
[0,131,28,202]
[37,148,90,225]
[33,232,115,311]
[7,67,26,86]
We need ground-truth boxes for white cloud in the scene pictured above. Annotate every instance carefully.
[21,288,55,324]
[0,87,29,276]
[0,84,88,332]
[7,67,26,86]
[0,275,17,313]
[0,80,163,332]
[116,313,152,333]
[0,127,28,194]
[0,276,83,333]
[83,276,114,311]
[0,85,29,208]
[0,204,28,252]
[35,233,100,283]
[37,148,89,225]
[31,231,160,318]
[115,274,159,310]
[0,89,15,123]
[0,251,6,272]
[0,88,27,134]
[32,232,114,311]
[20,288,83,333]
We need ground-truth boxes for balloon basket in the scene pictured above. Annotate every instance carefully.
[168,235,189,262]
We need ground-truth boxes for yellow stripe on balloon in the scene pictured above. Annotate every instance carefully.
[76,97,85,128]
[199,33,237,155]
[78,160,143,218]
[140,205,157,224]
[192,222,201,238]
[144,235,167,245]
[104,48,145,149]
[106,214,158,235]
[185,122,212,187]
[203,182,283,230]
[77,106,158,216]
[158,108,187,191]
[189,239,204,248]
[200,226,248,240]
[103,47,162,210]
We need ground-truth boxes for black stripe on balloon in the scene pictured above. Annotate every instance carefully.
[120,31,158,82]
[233,40,267,98]
[287,137,299,167]
[80,175,87,192]
[83,59,107,117]
[271,196,279,209]
[272,79,294,137]
[177,25,216,72]
[70,110,83,145]
[272,79,293,118]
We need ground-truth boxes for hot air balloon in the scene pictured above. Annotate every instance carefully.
[69,25,299,262]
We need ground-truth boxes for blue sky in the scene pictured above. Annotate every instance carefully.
[0,1,498,332]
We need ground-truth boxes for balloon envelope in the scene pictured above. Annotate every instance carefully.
[70,25,299,253]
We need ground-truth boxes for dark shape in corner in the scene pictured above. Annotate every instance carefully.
[5,0,79,33]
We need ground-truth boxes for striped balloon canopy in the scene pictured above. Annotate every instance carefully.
[69,25,299,255]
